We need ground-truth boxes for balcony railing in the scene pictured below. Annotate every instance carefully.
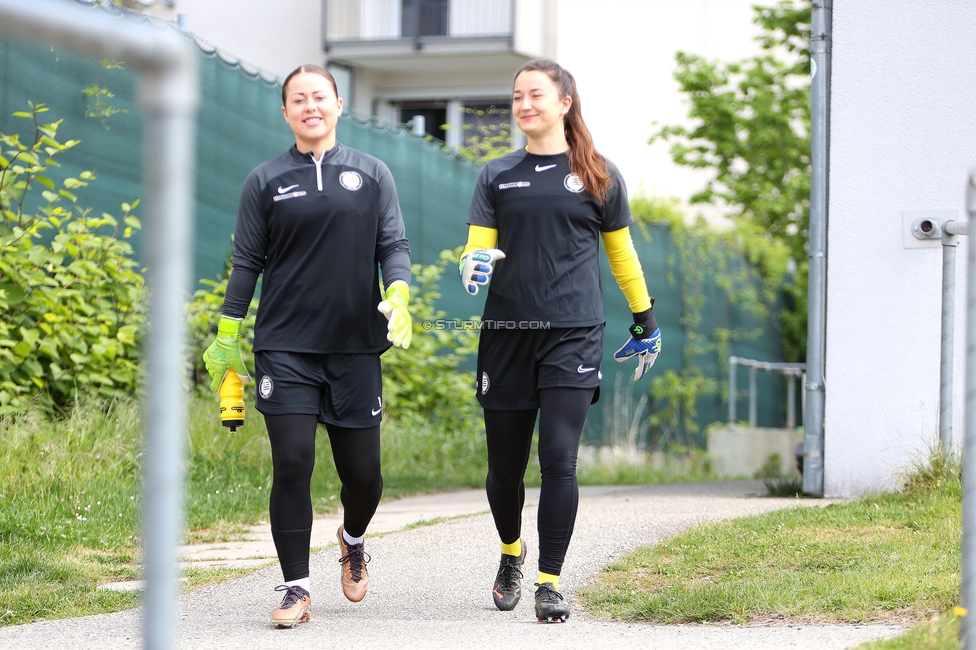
[324,0,512,42]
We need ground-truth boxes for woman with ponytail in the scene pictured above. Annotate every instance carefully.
[458,59,662,623]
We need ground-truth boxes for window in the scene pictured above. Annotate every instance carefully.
[399,102,448,141]
[401,0,449,38]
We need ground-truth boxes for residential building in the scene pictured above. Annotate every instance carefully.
[125,0,762,202]
[322,0,555,147]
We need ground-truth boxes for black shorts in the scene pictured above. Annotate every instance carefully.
[476,325,604,410]
[254,350,383,428]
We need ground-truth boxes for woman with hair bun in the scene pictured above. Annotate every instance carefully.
[202,64,412,628]
[459,58,662,623]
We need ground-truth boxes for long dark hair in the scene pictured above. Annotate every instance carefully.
[514,59,611,201]
[281,64,338,105]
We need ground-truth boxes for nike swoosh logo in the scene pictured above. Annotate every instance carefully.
[371,407,382,416]
[277,184,299,194]
[535,164,557,172]
[578,365,596,373]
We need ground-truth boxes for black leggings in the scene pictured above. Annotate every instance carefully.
[265,414,383,581]
[484,387,593,576]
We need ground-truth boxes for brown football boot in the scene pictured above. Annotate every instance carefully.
[270,584,311,629]
[336,524,370,602]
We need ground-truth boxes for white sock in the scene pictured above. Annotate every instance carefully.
[285,577,311,592]
[342,528,365,546]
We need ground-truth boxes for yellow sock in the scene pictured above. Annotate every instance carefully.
[538,571,559,591]
[501,538,522,557]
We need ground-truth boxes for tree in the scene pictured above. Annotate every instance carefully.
[652,1,811,361]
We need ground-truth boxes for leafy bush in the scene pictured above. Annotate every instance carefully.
[632,196,788,448]
[380,249,480,426]
[453,105,514,164]
[0,103,145,414]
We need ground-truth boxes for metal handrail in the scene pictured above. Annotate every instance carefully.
[323,0,513,43]
[728,356,807,429]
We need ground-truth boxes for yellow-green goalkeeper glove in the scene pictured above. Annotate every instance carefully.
[377,281,412,349]
[202,315,251,392]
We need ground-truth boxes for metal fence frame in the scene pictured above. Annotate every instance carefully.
[0,2,199,649]
[728,356,807,429]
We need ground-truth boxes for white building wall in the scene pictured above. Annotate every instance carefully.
[513,0,545,58]
[825,1,976,496]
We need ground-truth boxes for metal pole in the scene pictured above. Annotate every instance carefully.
[787,374,797,430]
[749,366,758,427]
[0,4,199,649]
[729,356,738,425]
[941,228,960,456]
[803,0,831,496]
[801,371,807,425]
[961,171,976,649]
[140,68,198,650]
[411,114,426,135]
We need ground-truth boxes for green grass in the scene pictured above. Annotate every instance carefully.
[580,454,961,625]
[8,395,956,636]
[0,395,711,626]
[577,448,713,485]
[853,614,957,649]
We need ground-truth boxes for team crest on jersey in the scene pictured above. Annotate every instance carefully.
[563,173,584,193]
[259,375,273,399]
[481,372,490,395]
[339,171,363,191]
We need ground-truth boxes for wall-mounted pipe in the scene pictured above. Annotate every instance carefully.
[940,220,969,456]
[804,0,832,497]
[0,3,199,649]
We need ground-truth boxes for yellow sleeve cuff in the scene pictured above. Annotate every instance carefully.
[601,227,652,313]
[461,225,498,260]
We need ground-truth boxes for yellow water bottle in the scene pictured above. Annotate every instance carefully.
[219,370,245,432]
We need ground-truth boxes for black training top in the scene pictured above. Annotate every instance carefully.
[466,148,633,328]
[223,143,411,354]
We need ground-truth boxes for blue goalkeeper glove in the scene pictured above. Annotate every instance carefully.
[459,248,505,295]
[613,308,662,381]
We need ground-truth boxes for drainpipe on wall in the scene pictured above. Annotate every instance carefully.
[803,0,832,497]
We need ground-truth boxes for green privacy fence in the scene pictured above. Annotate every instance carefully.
[0,14,787,446]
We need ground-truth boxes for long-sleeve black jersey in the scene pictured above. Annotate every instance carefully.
[466,149,633,328]
[222,143,411,354]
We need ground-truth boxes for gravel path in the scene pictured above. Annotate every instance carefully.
[0,482,904,649]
